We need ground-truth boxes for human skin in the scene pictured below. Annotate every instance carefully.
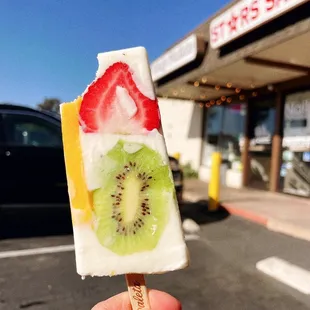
[92,289,182,310]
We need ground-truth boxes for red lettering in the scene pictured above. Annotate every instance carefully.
[266,0,284,10]
[211,21,225,43]
[218,21,226,38]
[266,0,275,11]
[240,7,249,26]
[210,26,219,43]
[250,0,259,20]
[228,14,238,32]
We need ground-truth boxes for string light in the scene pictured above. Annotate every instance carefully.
[216,99,222,105]
[173,90,178,96]
[227,97,232,103]
[200,94,207,99]
[226,82,232,88]
[215,85,221,91]
[252,91,258,97]
[180,88,185,93]
[235,88,241,93]
[239,94,245,100]
[205,103,211,108]
[210,100,215,105]
[199,103,204,108]
[221,96,226,101]
[202,77,208,83]
[194,81,200,87]
[250,83,255,88]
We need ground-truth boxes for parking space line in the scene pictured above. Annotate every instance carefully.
[0,234,200,259]
[184,234,200,241]
[256,256,310,295]
[0,244,75,259]
[0,233,200,259]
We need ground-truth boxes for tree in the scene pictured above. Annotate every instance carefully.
[37,98,61,113]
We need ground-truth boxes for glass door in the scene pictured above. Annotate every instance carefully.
[248,96,276,190]
[201,105,224,168]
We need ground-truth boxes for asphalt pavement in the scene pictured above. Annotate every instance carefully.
[1,203,310,310]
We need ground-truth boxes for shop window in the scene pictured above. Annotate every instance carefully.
[221,103,246,164]
[201,106,223,167]
[201,103,246,169]
[280,90,310,197]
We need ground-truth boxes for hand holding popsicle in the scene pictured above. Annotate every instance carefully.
[60,47,189,310]
[92,290,182,310]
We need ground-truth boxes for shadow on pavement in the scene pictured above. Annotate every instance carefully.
[180,199,230,225]
[0,199,230,240]
[0,206,72,239]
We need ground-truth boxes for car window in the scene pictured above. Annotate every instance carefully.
[2,112,62,147]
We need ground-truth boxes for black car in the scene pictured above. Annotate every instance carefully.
[168,156,184,203]
[0,104,183,236]
[0,104,70,237]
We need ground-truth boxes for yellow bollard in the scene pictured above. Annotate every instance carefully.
[208,152,222,211]
[173,152,181,161]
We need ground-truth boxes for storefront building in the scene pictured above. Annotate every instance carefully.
[151,0,310,197]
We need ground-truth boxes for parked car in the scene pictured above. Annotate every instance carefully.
[0,104,184,236]
[168,156,184,203]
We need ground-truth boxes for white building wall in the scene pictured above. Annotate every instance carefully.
[158,98,202,171]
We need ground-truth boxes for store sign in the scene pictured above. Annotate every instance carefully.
[151,34,205,82]
[210,0,307,49]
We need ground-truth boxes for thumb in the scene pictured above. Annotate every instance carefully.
[92,289,181,310]
[92,292,131,310]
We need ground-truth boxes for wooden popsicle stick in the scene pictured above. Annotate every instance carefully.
[125,274,151,310]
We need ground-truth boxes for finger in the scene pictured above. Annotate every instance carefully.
[92,289,181,310]
[148,290,182,310]
[91,292,131,310]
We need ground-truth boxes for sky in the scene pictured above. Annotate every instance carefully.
[0,0,229,107]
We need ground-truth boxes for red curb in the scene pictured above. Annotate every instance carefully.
[222,203,269,226]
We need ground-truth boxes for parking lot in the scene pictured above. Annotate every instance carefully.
[1,210,310,310]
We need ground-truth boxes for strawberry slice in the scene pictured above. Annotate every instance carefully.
[79,62,160,134]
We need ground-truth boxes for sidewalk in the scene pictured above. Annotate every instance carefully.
[183,179,310,242]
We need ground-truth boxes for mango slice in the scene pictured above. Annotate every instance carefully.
[60,97,92,225]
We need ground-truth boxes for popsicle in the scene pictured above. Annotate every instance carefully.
[60,47,189,281]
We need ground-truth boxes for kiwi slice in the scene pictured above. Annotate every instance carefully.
[93,140,174,256]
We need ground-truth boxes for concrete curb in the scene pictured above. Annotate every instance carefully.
[222,203,268,226]
[183,191,310,243]
[267,219,310,243]
[225,205,310,242]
